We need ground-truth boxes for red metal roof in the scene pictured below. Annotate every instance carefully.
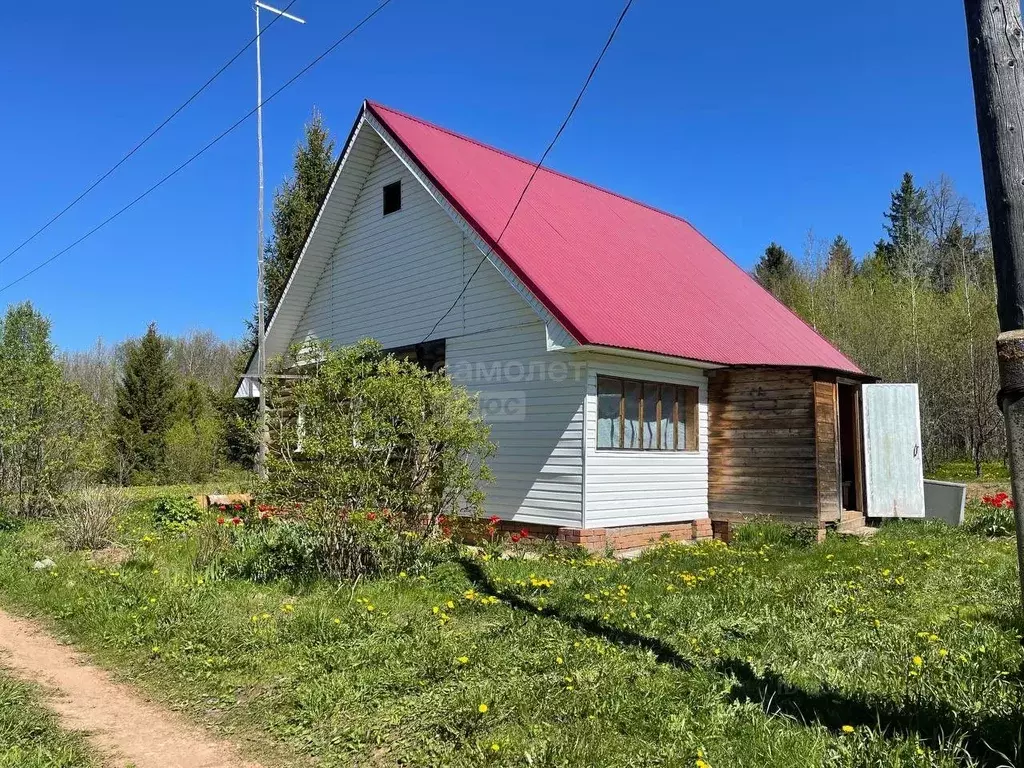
[368,102,863,374]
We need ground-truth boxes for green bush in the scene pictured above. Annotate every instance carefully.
[226,517,319,582]
[152,495,200,534]
[164,415,222,483]
[258,340,493,579]
[226,505,459,582]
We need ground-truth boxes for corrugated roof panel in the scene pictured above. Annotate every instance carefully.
[367,102,862,375]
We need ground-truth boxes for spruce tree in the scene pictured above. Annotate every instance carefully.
[264,108,337,312]
[881,172,929,267]
[825,235,856,278]
[112,323,176,480]
[754,242,797,294]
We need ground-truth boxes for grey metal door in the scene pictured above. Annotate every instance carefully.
[862,383,925,518]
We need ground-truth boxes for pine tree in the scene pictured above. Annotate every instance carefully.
[881,172,929,267]
[825,235,856,278]
[111,323,176,481]
[263,108,337,312]
[754,242,797,294]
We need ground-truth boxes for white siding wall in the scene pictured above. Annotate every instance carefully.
[584,355,709,528]
[448,327,584,527]
[292,140,585,527]
[296,145,535,345]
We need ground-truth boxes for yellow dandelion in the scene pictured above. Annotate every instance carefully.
[478,703,489,714]
[491,743,500,752]
[457,656,470,664]
[912,655,923,667]
[842,725,854,733]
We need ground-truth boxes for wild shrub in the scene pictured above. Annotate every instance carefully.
[257,340,494,578]
[223,502,462,582]
[152,495,201,534]
[164,416,222,483]
[53,486,128,550]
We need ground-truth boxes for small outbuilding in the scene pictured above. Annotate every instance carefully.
[238,101,925,550]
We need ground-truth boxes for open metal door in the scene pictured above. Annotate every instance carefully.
[862,383,925,518]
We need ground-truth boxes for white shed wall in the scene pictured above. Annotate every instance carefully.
[292,140,584,527]
[583,355,709,528]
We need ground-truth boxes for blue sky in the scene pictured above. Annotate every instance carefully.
[1,0,981,351]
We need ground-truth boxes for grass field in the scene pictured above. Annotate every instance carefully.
[0,492,1021,767]
[929,461,1011,484]
[0,673,97,768]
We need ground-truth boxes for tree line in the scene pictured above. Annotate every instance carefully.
[753,172,1002,474]
[0,109,337,513]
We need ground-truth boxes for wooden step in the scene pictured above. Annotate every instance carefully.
[836,512,867,534]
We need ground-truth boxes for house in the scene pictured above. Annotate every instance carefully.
[238,101,926,551]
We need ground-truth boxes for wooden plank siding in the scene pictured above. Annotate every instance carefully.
[813,375,841,522]
[708,367,839,525]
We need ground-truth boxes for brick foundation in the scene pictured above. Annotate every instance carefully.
[496,517,713,554]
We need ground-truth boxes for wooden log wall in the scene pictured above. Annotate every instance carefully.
[813,375,841,522]
[708,367,840,525]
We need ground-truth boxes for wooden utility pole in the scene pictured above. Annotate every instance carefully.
[964,0,1024,606]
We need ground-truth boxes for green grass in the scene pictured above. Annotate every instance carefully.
[929,460,1011,483]
[0,673,98,768]
[0,492,1022,767]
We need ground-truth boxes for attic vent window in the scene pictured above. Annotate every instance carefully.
[382,180,402,215]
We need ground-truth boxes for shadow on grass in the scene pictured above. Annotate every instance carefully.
[459,559,1023,766]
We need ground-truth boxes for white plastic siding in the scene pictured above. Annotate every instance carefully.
[295,145,534,346]
[448,325,585,527]
[291,141,584,527]
[583,355,709,528]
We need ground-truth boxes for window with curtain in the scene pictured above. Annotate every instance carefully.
[595,375,699,451]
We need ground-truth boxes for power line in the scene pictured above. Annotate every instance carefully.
[421,0,635,343]
[0,0,300,268]
[0,0,395,296]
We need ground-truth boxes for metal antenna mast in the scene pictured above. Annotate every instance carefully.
[254,1,305,478]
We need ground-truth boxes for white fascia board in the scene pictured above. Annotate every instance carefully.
[248,117,374,378]
[364,111,578,349]
[572,344,725,370]
[235,375,260,399]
